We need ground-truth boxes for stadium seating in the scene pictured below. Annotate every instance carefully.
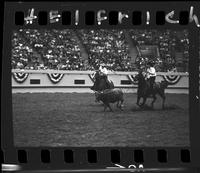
[12,29,83,70]
[129,29,189,72]
[12,29,189,72]
[77,29,134,71]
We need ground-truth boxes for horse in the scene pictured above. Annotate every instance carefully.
[91,71,114,91]
[91,71,114,102]
[133,71,168,109]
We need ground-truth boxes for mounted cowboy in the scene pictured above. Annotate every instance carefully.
[146,61,157,90]
[133,68,168,109]
[98,63,110,87]
[91,63,114,92]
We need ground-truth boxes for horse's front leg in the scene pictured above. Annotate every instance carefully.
[136,95,141,106]
[151,95,157,109]
[140,97,147,107]
[107,103,113,112]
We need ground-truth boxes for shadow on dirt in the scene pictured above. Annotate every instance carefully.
[131,104,182,112]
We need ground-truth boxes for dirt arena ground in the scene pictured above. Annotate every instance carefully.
[12,93,190,147]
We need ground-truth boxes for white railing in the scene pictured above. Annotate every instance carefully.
[11,70,195,93]
[11,69,190,76]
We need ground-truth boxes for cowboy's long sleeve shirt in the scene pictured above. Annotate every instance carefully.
[146,67,156,78]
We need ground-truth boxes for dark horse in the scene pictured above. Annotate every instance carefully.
[133,71,168,109]
[91,70,114,91]
[91,71,114,102]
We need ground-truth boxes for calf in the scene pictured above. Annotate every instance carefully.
[95,89,124,112]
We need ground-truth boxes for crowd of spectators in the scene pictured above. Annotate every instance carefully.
[12,29,189,72]
[130,29,189,72]
[12,29,84,70]
[77,29,133,71]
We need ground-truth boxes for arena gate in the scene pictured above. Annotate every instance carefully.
[12,70,192,94]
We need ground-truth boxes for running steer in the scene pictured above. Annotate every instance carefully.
[95,89,124,112]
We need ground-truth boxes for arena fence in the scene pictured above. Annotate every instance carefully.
[11,70,192,94]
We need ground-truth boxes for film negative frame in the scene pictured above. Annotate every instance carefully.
[1,1,200,172]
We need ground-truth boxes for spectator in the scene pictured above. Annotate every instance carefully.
[12,29,189,72]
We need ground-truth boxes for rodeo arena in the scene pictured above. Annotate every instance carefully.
[12,29,194,147]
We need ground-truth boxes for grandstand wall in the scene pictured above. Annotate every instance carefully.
[12,70,191,94]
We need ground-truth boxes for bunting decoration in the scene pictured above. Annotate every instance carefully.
[13,72,29,83]
[127,74,138,85]
[88,72,96,83]
[47,73,64,84]
[162,75,181,85]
